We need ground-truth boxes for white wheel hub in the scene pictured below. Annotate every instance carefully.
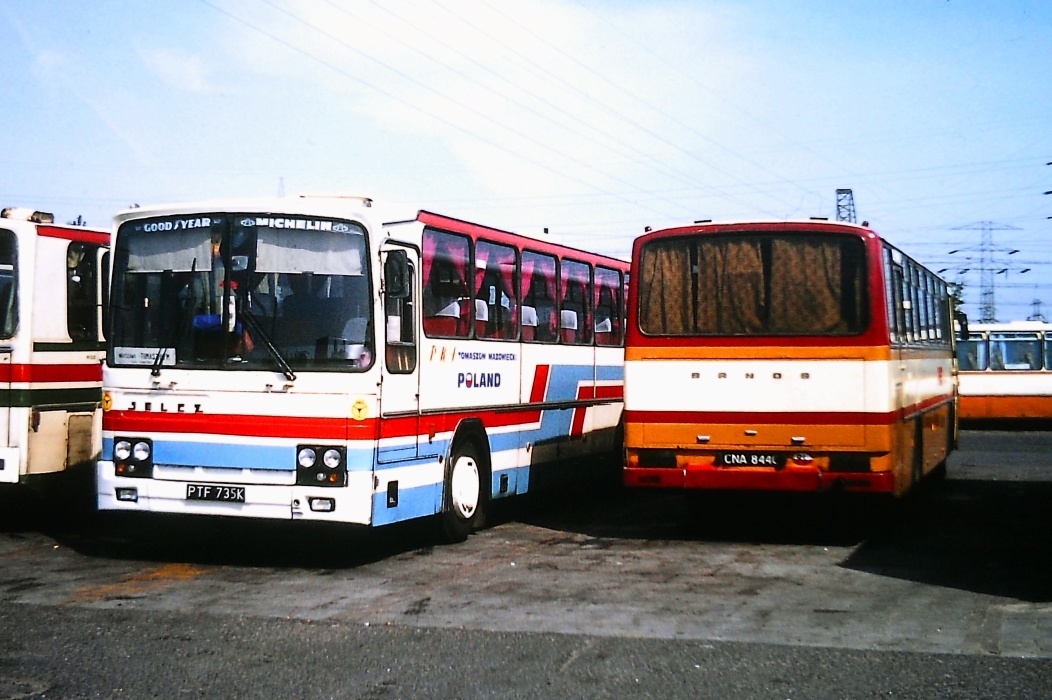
[450,454,480,519]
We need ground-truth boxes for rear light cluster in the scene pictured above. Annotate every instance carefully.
[295,445,347,487]
[113,437,153,478]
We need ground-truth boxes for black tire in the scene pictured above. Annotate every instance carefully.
[440,440,487,543]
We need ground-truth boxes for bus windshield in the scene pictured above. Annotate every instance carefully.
[637,232,868,336]
[109,213,373,372]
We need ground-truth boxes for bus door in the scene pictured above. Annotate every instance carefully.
[377,245,420,463]
[0,228,16,482]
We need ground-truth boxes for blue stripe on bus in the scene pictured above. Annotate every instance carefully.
[371,481,443,525]
[103,436,375,471]
[369,460,533,525]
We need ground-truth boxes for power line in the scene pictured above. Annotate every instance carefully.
[948,221,1025,322]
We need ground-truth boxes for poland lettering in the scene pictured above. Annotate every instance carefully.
[458,372,501,388]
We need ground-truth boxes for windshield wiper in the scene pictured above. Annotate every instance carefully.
[240,309,297,382]
[152,259,197,377]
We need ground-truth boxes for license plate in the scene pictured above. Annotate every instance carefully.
[715,452,786,468]
[186,484,246,502]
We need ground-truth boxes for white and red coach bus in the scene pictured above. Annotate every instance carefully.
[623,220,957,497]
[0,207,109,486]
[956,321,1052,421]
[97,197,627,540]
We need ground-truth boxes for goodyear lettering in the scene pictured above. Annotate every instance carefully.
[142,217,213,232]
[457,372,501,388]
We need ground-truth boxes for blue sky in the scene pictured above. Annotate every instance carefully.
[3,0,1050,321]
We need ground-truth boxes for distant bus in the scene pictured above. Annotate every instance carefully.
[97,197,628,540]
[623,220,957,496]
[0,207,109,486]
[956,321,1052,421]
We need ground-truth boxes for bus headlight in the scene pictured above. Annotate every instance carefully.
[113,436,154,478]
[132,441,151,462]
[295,445,346,487]
[297,448,317,469]
[323,449,342,469]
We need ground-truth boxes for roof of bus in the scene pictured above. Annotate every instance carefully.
[412,210,628,268]
[637,219,876,241]
[966,320,1052,332]
[113,195,399,227]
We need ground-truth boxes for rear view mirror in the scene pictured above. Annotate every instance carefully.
[384,250,410,299]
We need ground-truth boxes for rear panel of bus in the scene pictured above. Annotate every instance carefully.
[623,221,956,497]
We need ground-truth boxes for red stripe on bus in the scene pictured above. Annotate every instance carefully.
[529,364,551,403]
[104,411,372,441]
[0,363,102,383]
[625,409,896,425]
[571,384,624,437]
[36,225,110,245]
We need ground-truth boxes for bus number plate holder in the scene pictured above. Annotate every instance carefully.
[186,484,246,502]
[715,452,786,469]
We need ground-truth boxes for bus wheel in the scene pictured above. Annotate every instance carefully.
[441,440,486,543]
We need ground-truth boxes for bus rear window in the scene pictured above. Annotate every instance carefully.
[638,233,868,336]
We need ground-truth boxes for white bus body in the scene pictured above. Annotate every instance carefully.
[0,208,108,485]
[957,321,1052,421]
[97,198,627,539]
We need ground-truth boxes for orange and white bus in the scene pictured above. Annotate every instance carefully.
[97,197,627,541]
[956,321,1052,421]
[623,220,957,497]
[0,207,109,486]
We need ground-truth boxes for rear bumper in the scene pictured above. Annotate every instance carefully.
[624,466,895,493]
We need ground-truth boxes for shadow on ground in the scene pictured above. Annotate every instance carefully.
[2,449,1050,602]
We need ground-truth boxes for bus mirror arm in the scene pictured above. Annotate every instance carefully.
[241,309,297,382]
[955,311,969,339]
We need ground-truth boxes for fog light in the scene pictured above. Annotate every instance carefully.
[308,497,335,512]
[116,487,138,502]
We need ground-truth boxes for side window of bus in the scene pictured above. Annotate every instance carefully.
[560,258,592,345]
[897,265,914,343]
[422,229,470,338]
[67,241,100,342]
[925,273,939,342]
[957,337,987,370]
[521,250,557,343]
[909,264,923,343]
[0,230,16,339]
[384,251,416,374]
[882,249,897,344]
[474,240,518,340]
[994,334,1041,371]
[594,266,622,346]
